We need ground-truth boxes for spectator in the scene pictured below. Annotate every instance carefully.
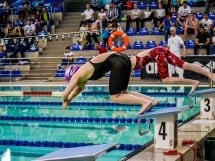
[167,26,186,78]
[97,7,106,29]
[194,26,211,55]
[177,1,191,27]
[4,22,14,38]
[90,0,101,11]
[162,0,170,15]
[80,3,95,28]
[24,19,36,36]
[101,25,110,47]
[141,6,154,28]
[125,3,141,32]
[210,28,215,55]
[112,0,123,18]
[170,0,179,13]
[63,46,74,65]
[18,0,31,19]
[2,0,10,23]
[79,22,89,31]
[184,12,198,40]
[158,13,175,41]
[33,10,41,34]
[13,25,24,37]
[199,12,214,34]
[102,2,119,30]
[39,7,51,33]
[153,3,166,28]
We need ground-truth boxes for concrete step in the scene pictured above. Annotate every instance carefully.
[56,28,76,33]
[59,23,79,28]
[60,19,81,25]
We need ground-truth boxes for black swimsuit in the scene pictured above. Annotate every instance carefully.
[89,53,131,95]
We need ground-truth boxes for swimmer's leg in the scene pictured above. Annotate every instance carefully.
[162,77,200,93]
[110,91,154,115]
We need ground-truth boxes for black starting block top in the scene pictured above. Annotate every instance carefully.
[34,143,118,161]
[189,88,215,97]
[137,106,189,119]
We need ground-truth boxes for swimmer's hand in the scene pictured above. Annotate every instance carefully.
[62,98,69,110]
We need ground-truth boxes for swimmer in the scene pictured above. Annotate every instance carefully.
[130,46,215,93]
[62,51,158,115]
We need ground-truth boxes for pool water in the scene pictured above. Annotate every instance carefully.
[0,85,201,161]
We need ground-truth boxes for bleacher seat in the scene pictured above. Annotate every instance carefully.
[145,41,157,49]
[209,12,215,20]
[71,43,81,51]
[126,28,137,36]
[55,69,65,77]
[0,52,6,59]
[139,27,150,35]
[54,6,63,13]
[151,27,164,35]
[159,40,167,47]
[187,1,195,7]
[26,44,39,52]
[185,40,195,49]
[195,12,203,20]
[11,69,22,77]
[176,26,184,35]
[0,70,10,77]
[138,1,146,9]
[133,41,144,49]
[75,57,87,64]
[149,1,157,9]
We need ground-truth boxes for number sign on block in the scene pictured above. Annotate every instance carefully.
[137,106,188,149]
[155,114,177,149]
[189,89,215,119]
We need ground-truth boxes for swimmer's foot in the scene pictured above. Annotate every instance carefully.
[190,81,200,93]
[137,101,153,115]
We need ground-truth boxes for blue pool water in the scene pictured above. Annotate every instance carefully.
[0,85,201,161]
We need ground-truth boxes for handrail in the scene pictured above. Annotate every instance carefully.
[138,117,151,136]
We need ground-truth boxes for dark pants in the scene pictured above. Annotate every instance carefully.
[194,44,210,55]
[126,17,140,32]
[141,13,154,28]
[153,17,165,28]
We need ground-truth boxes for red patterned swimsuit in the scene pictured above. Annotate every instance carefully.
[134,46,185,79]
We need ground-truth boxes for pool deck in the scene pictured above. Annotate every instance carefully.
[127,118,215,161]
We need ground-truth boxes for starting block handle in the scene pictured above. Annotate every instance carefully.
[138,118,151,136]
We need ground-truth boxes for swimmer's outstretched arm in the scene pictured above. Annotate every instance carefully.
[62,82,86,109]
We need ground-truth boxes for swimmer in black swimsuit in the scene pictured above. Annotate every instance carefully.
[62,51,158,115]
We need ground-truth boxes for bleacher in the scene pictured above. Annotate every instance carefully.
[0,0,214,82]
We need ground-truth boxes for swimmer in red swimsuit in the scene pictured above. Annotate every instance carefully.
[130,46,215,93]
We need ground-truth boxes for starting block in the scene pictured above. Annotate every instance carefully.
[34,143,119,161]
[189,88,215,119]
[137,106,189,149]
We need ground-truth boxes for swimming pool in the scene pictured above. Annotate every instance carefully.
[0,85,201,161]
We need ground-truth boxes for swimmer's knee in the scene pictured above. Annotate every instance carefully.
[110,94,119,102]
